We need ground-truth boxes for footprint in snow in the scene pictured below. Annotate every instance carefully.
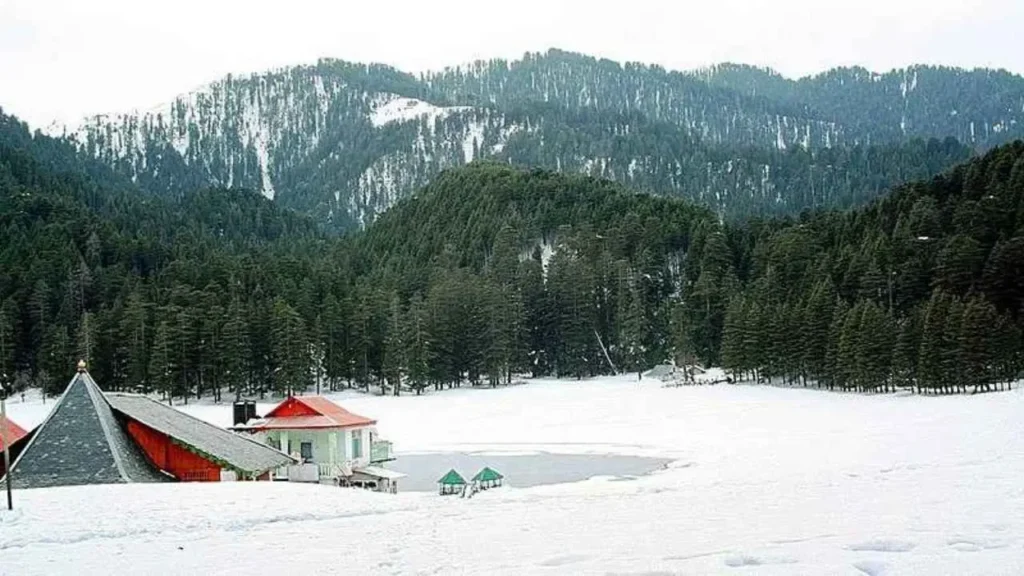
[722,554,797,567]
[847,539,917,553]
[538,554,591,567]
[947,537,1008,552]
[852,560,888,576]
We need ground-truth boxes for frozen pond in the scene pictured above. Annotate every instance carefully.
[387,451,672,491]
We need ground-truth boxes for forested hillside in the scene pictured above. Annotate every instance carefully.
[719,142,1024,392]
[3,108,1022,400]
[51,49,1014,230]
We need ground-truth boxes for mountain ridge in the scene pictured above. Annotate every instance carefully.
[46,49,1022,230]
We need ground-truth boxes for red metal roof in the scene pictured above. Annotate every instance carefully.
[250,396,376,431]
[0,414,29,450]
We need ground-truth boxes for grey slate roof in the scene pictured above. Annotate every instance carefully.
[106,394,296,475]
[5,372,167,489]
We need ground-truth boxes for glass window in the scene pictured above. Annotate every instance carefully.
[300,442,313,462]
[351,432,362,459]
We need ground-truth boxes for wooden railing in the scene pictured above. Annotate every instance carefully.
[318,462,339,478]
[180,469,221,482]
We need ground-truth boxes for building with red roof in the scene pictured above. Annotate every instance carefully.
[0,413,28,451]
[233,396,402,491]
[0,414,30,477]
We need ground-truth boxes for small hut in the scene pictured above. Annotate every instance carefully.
[471,467,504,490]
[438,469,466,495]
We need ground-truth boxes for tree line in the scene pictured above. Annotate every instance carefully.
[718,142,1024,392]
[2,110,1023,401]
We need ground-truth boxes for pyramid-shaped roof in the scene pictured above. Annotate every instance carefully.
[3,370,167,488]
[438,468,466,485]
[471,467,504,483]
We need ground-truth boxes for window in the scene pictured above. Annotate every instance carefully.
[351,432,363,459]
[300,442,313,463]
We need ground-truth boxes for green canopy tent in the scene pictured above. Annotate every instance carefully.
[471,466,504,490]
[437,469,467,495]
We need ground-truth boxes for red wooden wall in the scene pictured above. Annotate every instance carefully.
[126,420,222,482]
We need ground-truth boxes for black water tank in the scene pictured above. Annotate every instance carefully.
[232,401,258,425]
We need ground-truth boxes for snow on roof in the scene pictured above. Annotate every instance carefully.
[0,414,28,450]
[353,466,406,481]
[107,394,295,475]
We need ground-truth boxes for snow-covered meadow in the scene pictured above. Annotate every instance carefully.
[3,376,1024,575]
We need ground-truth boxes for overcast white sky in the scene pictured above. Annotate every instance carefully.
[2,0,1022,129]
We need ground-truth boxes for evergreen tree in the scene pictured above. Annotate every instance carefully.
[148,321,173,402]
[918,291,950,393]
[221,298,250,400]
[117,289,149,391]
[270,298,308,396]
[958,296,999,392]
[0,299,15,382]
[404,293,431,394]
[719,295,747,381]
[75,311,97,366]
[892,309,922,390]
[382,293,405,395]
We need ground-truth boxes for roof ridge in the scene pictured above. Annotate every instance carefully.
[113,394,295,457]
[81,372,130,480]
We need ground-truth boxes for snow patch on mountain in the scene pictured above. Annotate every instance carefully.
[462,120,486,163]
[370,96,471,128]
[521,237,557,278]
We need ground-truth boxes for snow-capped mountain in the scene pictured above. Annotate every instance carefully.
[52,50,1022,230]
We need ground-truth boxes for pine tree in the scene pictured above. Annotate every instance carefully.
[958,296,999,392]
[0,298,15,383]
[618,274,647,376]
[918,291,950,393]
[836,302,862,390]
[941,296,965,393]
[117,289,149,391]
[321,293,344,392]
[382,293,405,395]
[38,325,72,395]
[892,309,921,390]
[720,295,747,381]
[148,321,174,402]
[75,311,97,366]
[404,293,431,394]
[271,298,308,396]
[856,300,894,392]
[802,279,835,385]
[221,298,250,400]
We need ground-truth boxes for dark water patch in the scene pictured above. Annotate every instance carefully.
[388,451,672,492]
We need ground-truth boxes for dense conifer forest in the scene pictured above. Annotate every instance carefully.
[1,108,1022,400]
[60,50,1017,230]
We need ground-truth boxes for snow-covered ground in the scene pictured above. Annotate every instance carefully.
[4,376,1024,575]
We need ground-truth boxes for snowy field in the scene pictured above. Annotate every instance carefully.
[3,376,1024,575]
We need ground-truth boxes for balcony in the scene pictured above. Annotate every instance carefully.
[370,439,393,463]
